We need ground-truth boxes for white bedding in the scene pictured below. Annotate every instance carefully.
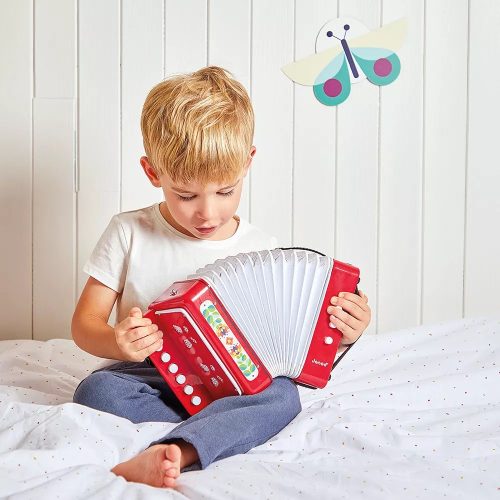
[0,316,498,499]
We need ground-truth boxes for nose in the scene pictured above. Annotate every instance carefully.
[196,199,215,222]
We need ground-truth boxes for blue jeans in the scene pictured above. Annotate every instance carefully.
[73,360,301,469]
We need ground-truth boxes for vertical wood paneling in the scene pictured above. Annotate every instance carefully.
[33,99,75,340]
[422,0,468,324]
[2,1,500,342]
[465,0,500,316]
[34,0,75,98]
[208,0,252,222]
[32,0,76,340]
[77,0,121,296]
[0,0,33,340]
[293,0,338,256]
[251,0,294,242]
[164,0,207,75]
[378,0,424,333]
[121,0,164,213]
[336,0,380,335]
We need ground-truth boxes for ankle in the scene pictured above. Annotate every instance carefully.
[175,440,199,469]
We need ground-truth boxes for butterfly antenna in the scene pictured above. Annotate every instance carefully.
[343,24,350,39]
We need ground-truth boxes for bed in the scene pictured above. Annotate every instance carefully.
[0,315,498,499]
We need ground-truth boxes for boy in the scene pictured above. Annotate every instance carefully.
[72,66,371,488]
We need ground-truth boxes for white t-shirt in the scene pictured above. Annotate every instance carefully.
[83,203,278,325]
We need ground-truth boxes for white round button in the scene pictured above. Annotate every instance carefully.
[183,385,194,395]
[191,396,201,406]
[161,352,171,362]
[324,336,334,345]
[176,374,186,384]
[168,363,178,373]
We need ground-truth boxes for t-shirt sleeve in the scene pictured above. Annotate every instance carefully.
[82,215,129,293]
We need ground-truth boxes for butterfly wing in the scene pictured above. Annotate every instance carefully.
[349,17,407,52]
[351,47,401,86]
[313,53,351,106]
[281,45,343,86]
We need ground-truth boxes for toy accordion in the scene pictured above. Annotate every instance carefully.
[145,248,360,415]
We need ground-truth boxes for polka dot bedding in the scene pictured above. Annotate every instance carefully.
[0,316,498,499]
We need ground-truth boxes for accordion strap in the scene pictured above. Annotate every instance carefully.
[278,247,360,295]
[278,246,326,256]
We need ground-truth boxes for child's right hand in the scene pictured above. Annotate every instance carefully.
[114,307,163,362]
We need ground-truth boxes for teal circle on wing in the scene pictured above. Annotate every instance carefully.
[351,47,400,85]
[313,54,351,106]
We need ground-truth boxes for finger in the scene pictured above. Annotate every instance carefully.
[332,292,369,312]
[358,289,369,303]
[329,305,363,332]
[121,315,153,332]
[129,323,160,342]
[329,316,358,344]
[129,306,143,318]
[134,332,164,354]
[142,337,164,358]
[328,298,365,322]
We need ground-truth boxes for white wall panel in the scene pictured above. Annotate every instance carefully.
[251,0,294,243]
[121,0,164,212]
[378,0,423,333]
[164,0,207,74]
[208,0,252,221]
[422,0,468,324]
[33,99,75,341]
[77,0,121,296]
[0,0,33,340]
[336,0,380,335]
[465,0,500,316]
[34,0,75,98]
[293,0,338,256]
[2,0,500,342]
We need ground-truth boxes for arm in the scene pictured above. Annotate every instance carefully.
[71,276,124,360]
[72,277,164,361]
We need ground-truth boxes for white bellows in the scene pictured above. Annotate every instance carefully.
[189,249,333,378]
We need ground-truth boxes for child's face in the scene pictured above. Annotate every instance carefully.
[141,149,255,240]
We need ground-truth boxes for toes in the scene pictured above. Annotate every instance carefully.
[165,466,180,478]
[161,460,180,477]
[163,475,176,488]
[164,444,182,463]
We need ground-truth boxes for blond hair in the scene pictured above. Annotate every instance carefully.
[141,66,254,185]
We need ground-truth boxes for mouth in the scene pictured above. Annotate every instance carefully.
[195,226,217,234]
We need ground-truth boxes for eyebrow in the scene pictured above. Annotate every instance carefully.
[171,181,239,194]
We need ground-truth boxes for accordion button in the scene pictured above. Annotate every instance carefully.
[168,363,178,373]
[191,396,201,406]
[324,336,334,345]
[184,385,194,395]
[176,374,186,384]
[161,352,171,363]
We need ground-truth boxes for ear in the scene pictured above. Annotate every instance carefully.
[140,156,162,188]
[244,146,257,176]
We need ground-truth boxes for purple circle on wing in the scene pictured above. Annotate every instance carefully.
[323,79,342,97]
[374,58,392,77]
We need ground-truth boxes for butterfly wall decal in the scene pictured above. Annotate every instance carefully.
[282,17,407,106]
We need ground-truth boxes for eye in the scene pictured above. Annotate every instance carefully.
[218,189,234,197]
[178,194,196,201]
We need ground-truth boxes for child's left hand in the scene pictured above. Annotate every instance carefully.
[327,289,371,345]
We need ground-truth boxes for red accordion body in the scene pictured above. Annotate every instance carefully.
[145,259,360,415]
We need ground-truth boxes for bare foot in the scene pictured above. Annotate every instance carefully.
[112,443,182,488]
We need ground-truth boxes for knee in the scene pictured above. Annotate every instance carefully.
[73,371,117,411]
[267,377,302,419]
